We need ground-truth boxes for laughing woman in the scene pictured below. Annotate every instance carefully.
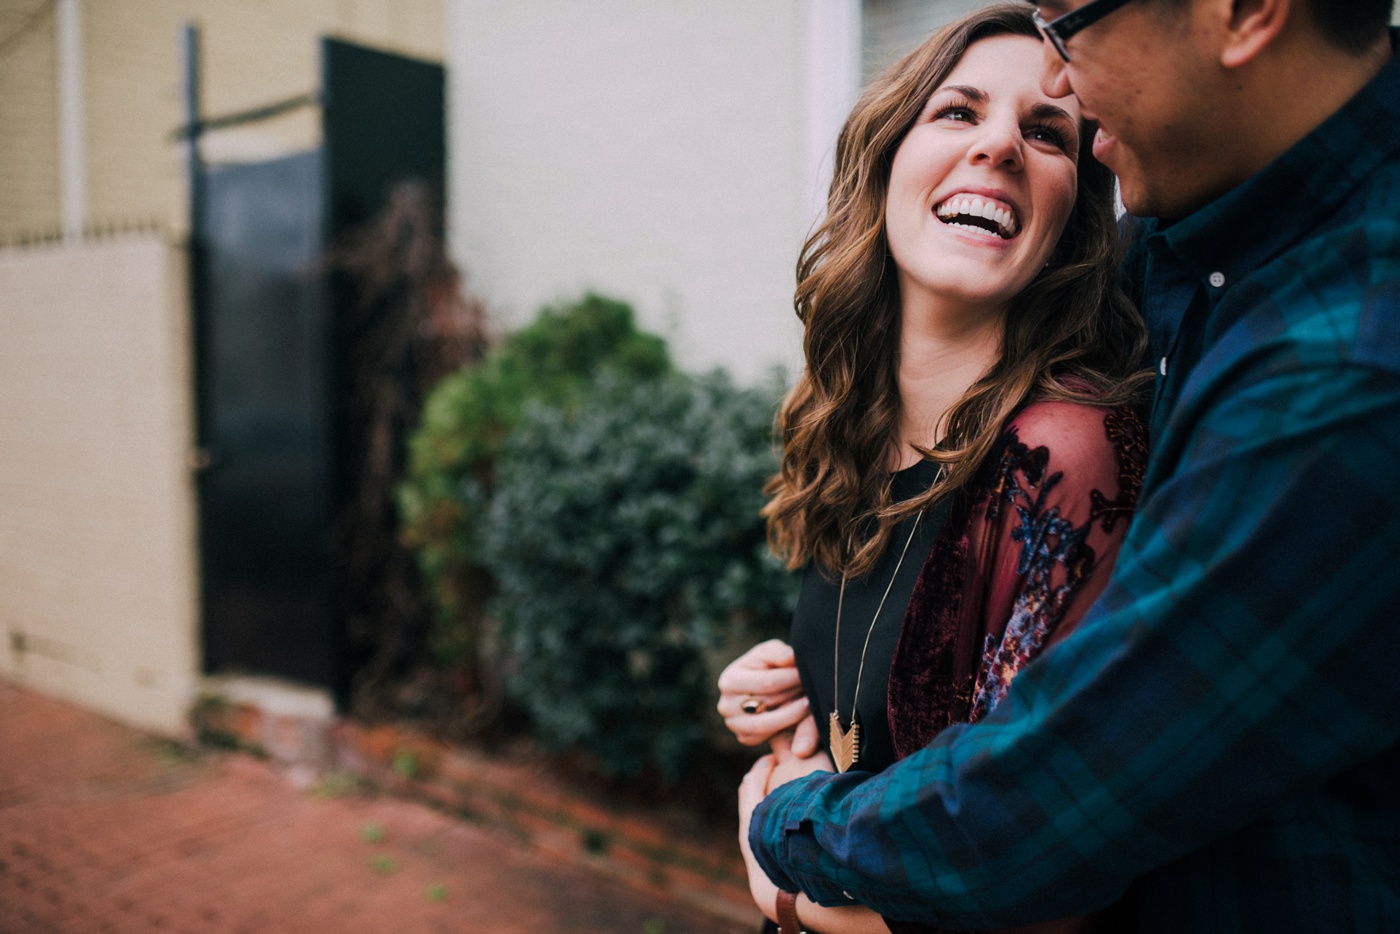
[721,6,1149,933]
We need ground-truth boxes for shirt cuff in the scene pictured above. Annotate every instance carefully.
[748,771,854,907]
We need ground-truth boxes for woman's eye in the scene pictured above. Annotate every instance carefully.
[1026,124,1070,149]
[933,106,975,123]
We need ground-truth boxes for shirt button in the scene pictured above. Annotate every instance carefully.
[1159,356,1168,377]
[1208,271,1226,288]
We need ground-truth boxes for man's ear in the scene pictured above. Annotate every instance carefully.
[1218,0,1291,69]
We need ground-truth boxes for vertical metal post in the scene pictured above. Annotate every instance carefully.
[182,21,213,672]
[56,0,87,242]
[182,21,207,456]
[182,22,202,250]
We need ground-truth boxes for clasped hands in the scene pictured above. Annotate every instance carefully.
[717,638,833,793]
[721,639,835,923]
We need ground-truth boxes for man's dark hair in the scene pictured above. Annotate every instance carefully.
[1151,0,1392,55]
[1307,0,1394,54]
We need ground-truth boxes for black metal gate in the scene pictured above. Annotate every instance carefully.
[197,151,334,688]
[191,36,445,702]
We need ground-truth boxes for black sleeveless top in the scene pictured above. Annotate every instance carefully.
[789,458,952,773]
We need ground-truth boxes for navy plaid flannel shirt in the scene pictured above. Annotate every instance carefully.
[749,33,1400,933]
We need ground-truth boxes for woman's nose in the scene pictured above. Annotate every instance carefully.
[971,119,1024,170]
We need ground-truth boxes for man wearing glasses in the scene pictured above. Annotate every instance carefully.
[742,0,1400,930]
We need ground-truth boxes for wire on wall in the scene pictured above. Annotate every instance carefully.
[0,0,58,62]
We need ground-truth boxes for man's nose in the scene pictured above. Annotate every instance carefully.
[1039,41,1072,98]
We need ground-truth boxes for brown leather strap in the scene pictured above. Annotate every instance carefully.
[776,889,803,934]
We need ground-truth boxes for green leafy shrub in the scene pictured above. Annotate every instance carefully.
[482,370,798,779]
[399,294,671,666]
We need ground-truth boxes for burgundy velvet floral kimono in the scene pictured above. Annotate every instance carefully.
[882,399,1147,934]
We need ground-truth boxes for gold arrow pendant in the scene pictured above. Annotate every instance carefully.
[829,711,860,773]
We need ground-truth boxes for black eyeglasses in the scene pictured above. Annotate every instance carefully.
[1031,0,1136,62]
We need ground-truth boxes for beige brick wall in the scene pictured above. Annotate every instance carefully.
[0,234,199,735]
[0,0,443,244]
[0,2,62,236]
[0,0,442,729]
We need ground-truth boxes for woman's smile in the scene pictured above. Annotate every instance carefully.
[934,190,1021,239]
[884,34,1080,317]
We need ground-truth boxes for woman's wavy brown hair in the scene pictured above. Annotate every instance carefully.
[764,3,1149,579]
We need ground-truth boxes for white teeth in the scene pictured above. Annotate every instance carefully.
[935,195,1018,238]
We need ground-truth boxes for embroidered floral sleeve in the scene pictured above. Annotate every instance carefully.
[887,401,1147,758]
[967,402,1147,721]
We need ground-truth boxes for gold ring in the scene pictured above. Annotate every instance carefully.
[740,696,766,715]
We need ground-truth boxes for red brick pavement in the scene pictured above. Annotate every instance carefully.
[0,682,760,934]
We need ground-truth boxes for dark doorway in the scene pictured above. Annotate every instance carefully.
[193,38,445,704]
[197,151,333,688]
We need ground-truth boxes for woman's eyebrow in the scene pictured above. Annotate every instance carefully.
[934,85,988,103]
[1029,102,1076,126]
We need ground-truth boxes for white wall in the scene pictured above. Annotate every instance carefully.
[0,235,199,735]
[862,0,991,78]
[446,0,861,382]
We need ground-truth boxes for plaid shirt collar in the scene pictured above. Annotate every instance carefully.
[1141,30,1400,288]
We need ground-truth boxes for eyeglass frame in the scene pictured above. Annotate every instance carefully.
[1031,0,1137,62]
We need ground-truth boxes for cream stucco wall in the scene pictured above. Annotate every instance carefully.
[0,235,198,735]
[0,0,443,244]
[445,0,860,382]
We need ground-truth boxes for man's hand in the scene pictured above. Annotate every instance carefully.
[717,639,820,754]
[737,745,835,923]
[741,749,888,934]
[738,739,834,870]
[738,754,782,922]
[769,730,835,786]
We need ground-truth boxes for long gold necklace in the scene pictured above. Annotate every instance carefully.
[829,511,923,773]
